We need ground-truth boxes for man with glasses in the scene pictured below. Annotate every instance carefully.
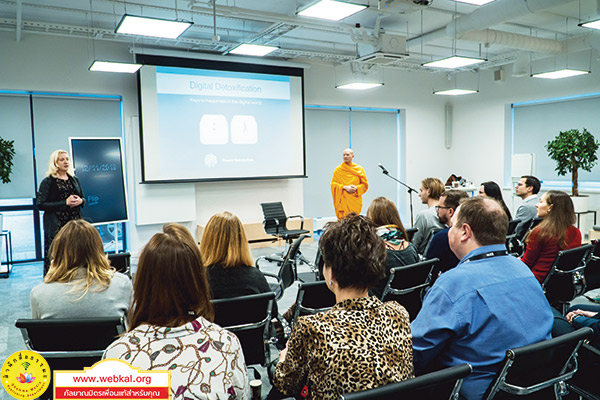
[425,189,468,281]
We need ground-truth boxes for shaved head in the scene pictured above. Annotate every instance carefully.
[342,148,355,164]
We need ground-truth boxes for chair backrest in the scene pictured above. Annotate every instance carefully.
[279,234,309,290]
[567,342,600,399]
[340,363,472,400]
[107,252,131,277]
[15,317,126,400]
[381,258,438,321]
[482,327,593,400]
[543,244,593,305]
[291,281,337,326]
[584,240,600,291]
[314,248,325,281]
[507,219,521,236]
[211,291,275,367]
[15,316,126,354]
[405,227,418,243]
[260,202,287,235]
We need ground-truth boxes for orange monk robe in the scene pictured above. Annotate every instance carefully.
[331,162,368,220]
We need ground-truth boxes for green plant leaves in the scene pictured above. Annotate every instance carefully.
[0,137,16,184]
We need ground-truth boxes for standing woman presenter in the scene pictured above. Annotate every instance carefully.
[37,149,85,276]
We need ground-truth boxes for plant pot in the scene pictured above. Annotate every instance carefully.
[571,195,589,214]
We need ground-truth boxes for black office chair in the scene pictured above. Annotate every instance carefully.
[482,327,593,400]
[291,280,337,328]
[15,317,126,400]
[567,342,600,400]
[380,258,438,321]
[211,292,276,378]
[584,240,600,292]
[257,234,309,301]
[506,219,521,254]
[260,202,310,245]
[542,244,594,315]
[107,251,131,278]
[405,227,418,243]
[340,363,472,400]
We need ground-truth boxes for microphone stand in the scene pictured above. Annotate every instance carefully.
[381,170,419,227]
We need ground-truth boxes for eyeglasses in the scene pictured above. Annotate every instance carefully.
[435,205,451,211]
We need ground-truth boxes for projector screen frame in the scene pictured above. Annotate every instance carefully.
[136,54,307,184]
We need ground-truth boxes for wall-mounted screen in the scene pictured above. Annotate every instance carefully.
[137,55,306,183]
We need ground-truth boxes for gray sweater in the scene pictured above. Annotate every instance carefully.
[411,206,446,255]
[30,269,132,319]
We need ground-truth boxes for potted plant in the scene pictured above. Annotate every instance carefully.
[0,137,15,184]
[545,128,599,197]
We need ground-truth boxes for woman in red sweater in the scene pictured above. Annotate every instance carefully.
[521,190,581,283]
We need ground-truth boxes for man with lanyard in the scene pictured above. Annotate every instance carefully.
[411,196,553,400]
[330,148,368,220]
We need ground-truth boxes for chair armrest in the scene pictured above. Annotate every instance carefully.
[287,215,305,230]
[263,217,281,234]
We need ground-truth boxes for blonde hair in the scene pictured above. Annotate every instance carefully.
[200,212,254,268]
[45,219,115,297]
[46,149,75,178]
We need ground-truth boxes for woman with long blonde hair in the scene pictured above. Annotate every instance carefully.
[37,149,85,276]
[30,219,132,319]
[200,211,271,300]
[522,190,582,283]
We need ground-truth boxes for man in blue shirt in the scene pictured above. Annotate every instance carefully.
[412,196,553,400]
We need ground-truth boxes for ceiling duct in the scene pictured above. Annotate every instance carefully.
[408,0,574,53]
[459,29,563,53]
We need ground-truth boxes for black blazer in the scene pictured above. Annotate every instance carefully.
[37,175,85,237]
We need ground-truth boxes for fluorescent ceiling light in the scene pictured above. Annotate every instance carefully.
[336,82,383,90]
[423,55,487,69]
[434,88,478,96]
[452,0,495,5]
[578,18,600,30]
[531,69,590,79]
[89,61,142,73]
[115,14,192,39]
[229,43,279,56]
[298,0,367,21]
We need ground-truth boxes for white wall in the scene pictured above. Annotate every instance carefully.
[2,31,600,254]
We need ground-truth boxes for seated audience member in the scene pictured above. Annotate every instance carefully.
[272,214,413,400]
[412,177,446,254]
[30,219,132,319]
[412,197,553,400]
[521,190,582,284]
[479,181,512,220]
[425,189,468,281]
[201,211,271,299]
[553,304,600,347]
[366,196,419,298]
[514,175,541,237]
[104,224,247,399]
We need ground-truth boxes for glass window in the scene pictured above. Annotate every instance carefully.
[1,210,36,262]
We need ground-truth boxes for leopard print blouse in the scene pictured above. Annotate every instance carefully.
[273,296,414,399]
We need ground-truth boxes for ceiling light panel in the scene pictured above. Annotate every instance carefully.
[578,19,600,30]
[115,14,193,39]
[433,88,478,96]
[531,69,590,79]
[423,56,486,69]
[452,0,495,5]
[89,61,142,73]
[229,44,279,56]
[298,0,367,21]
[336,82,383,90]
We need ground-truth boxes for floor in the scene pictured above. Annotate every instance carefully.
[0,241,318,400]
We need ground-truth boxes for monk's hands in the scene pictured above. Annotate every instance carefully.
[343,185,357,194]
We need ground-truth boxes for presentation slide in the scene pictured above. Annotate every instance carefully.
[138,59,305,183]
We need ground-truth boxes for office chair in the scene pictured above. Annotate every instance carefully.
[291,280,336,328]
[107,251,131,278]
[340,363,472,400]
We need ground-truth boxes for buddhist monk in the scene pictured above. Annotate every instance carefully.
[331,148,368,220]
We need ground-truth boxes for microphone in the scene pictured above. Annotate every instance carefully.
[378,163,389,175]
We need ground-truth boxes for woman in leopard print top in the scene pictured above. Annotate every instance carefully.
[272,214,414,400]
